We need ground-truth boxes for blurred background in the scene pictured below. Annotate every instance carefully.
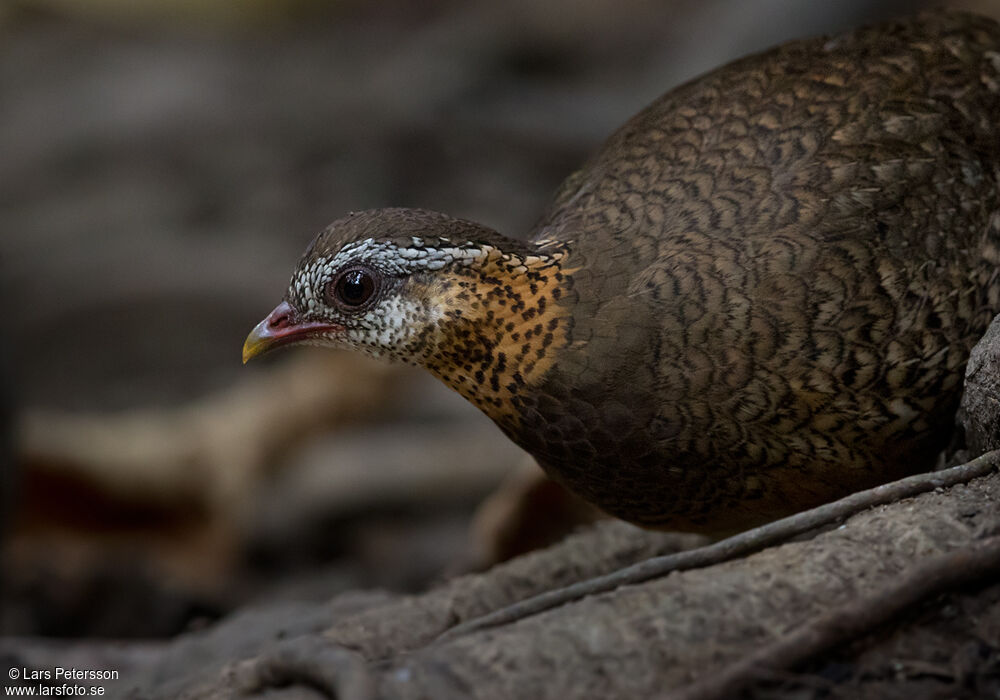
[2,0,997,641]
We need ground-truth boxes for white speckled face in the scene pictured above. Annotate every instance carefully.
[285,237,491,362]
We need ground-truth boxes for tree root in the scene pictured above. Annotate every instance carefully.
[436,449,1000,643]
[232,636,375,700]
[674,532,1000,700]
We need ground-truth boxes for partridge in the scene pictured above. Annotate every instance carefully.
[244,11,1000,532]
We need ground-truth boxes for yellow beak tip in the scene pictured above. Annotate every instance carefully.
[241,332,265,365]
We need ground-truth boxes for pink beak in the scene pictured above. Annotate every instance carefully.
[242,301,342,363]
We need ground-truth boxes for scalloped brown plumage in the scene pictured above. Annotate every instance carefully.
[245,11,1000,532]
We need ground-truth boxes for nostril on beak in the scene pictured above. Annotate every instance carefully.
[267,302,296,330]
[269,312,290,329]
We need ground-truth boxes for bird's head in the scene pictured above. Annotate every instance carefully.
[243,209,573,420]
[243,209,499,364]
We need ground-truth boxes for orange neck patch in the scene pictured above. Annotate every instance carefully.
[418,247,574,431]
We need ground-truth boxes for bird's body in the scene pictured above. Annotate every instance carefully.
[245,11,1000,531]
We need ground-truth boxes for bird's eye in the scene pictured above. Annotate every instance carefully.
[329,267,377,308]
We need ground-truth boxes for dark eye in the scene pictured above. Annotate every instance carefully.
[329,268,377,308]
